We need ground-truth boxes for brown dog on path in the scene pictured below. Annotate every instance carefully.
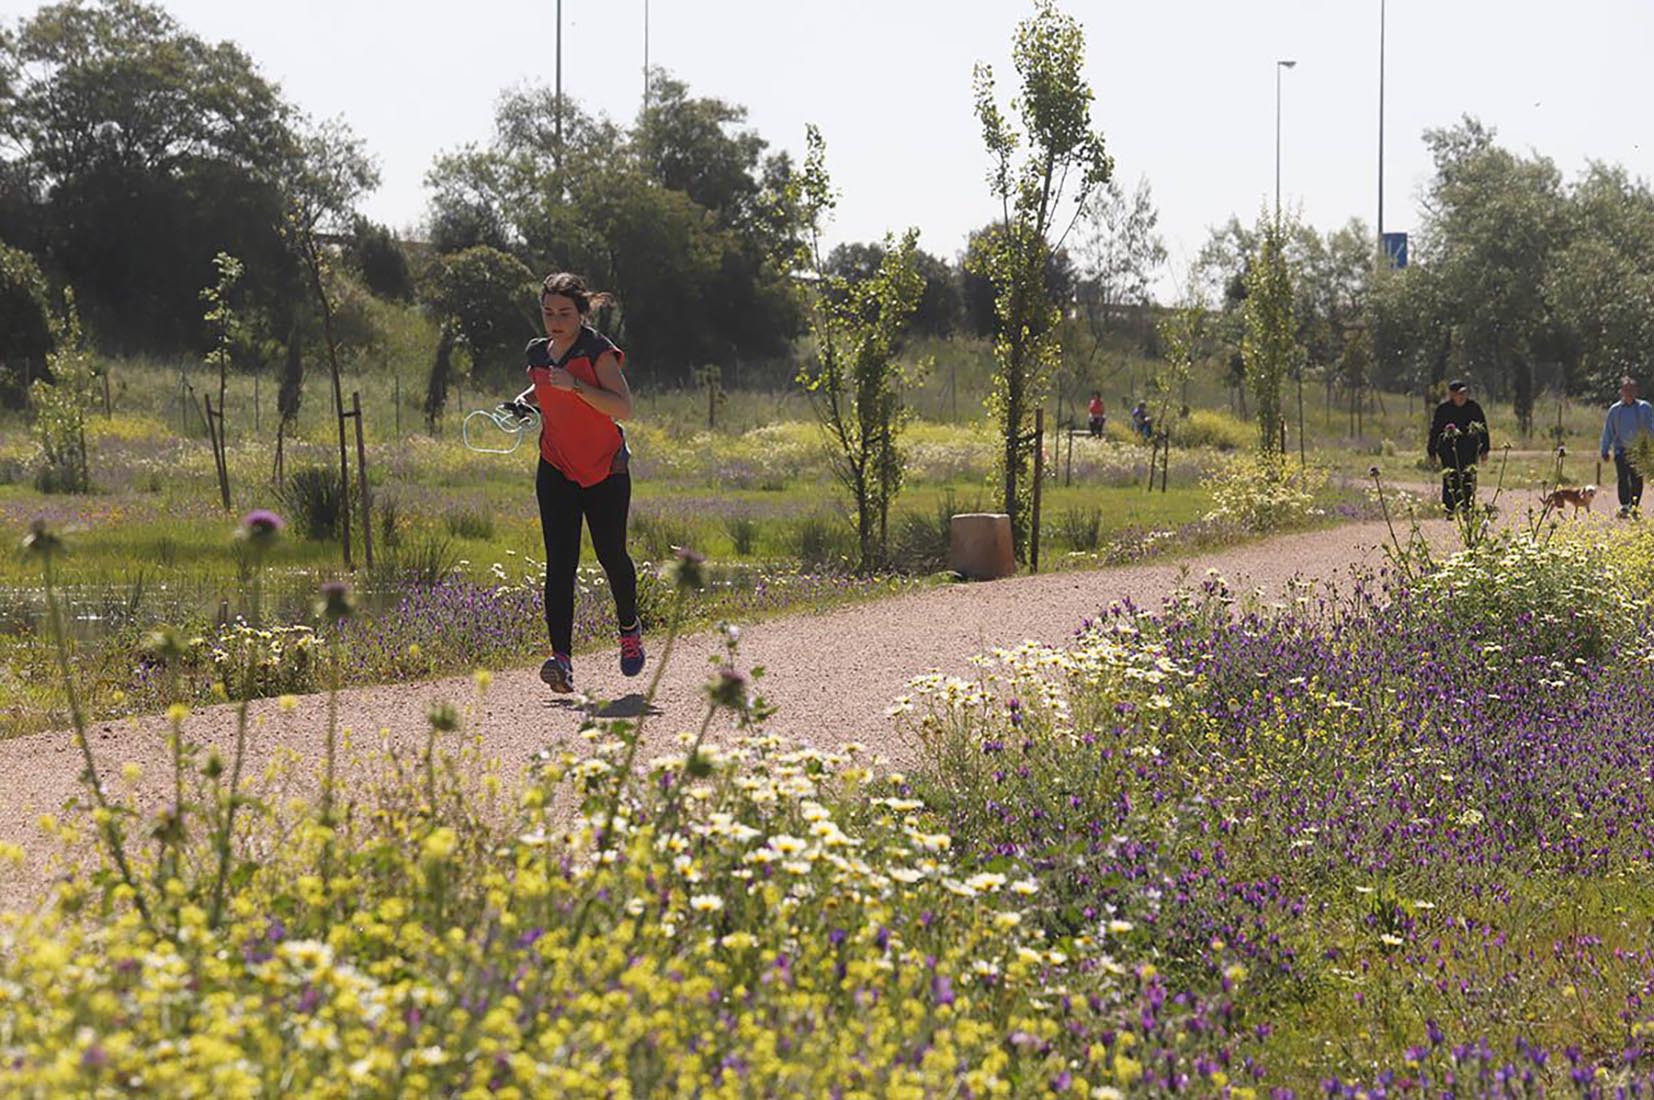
[1542,484,1597,516]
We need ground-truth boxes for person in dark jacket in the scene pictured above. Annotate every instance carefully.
[1427,379,1491,513]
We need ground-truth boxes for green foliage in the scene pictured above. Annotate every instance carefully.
[424,79,799,386]
[887,491,965,575]
[971,1,1112,556]
[1202,453,1326,532]
[278,467,346,541]
[0,239,54,409]
[29,292,94,494]
[1074,175,1167,361]
[1055,504,1103,551]
[442,505,495,542]
[347,215,413,300]
[199,251,243,508]
[794,514,854,573]
[723,514,760,557]
[631,511,698,562]
[791,127,926,573]
[277,325,304,430]
[417,246,536,382]
[1176,408,1249,451]
[1418,530,1636,661]
[1243,215,1296,460]
[423,322,457,431]
[1,0,307,354]
[1151,283,1205,445]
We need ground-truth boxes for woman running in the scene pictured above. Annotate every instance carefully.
[512,272,643,693]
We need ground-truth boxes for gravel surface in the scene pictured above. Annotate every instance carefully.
[0,519,1456,913]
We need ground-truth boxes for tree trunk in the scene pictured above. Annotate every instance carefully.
[303,233,353,570]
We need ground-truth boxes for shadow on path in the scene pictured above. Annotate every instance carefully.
[541,692,662,719]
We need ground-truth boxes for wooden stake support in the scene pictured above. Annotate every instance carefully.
[347,392,373,569]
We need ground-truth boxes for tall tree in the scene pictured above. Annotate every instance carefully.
[0,241,55,409]
[1,0,302,353]
[790,128,926,574]
[423,78,800,385]
[1243,215,1296,461]
[1415,116,1566,433]
[1075,175,1167,356]
[971,0,1112,556]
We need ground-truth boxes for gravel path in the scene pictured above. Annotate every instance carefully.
[0,518,1456,912]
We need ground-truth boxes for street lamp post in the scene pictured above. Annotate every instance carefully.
[1378,0,1386,245]
[1276,59,1297,220]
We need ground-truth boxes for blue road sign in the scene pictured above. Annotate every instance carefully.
[1382,231,1409,269]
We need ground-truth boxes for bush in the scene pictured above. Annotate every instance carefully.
[388,532,459,588]
[1415,529,1638,662]
[1055,505,1103,551]
[888,492,963,575]
[724,513,760,556]
[443,505,495,541]
[1174,408,1249,451]
[279,467,347,541]
[210,621,323,699]
[631,511,698,562]
[795,513,854,572]
[1202,453,1327,532]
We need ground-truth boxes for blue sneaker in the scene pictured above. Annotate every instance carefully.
[619,623,645,677]
[539,653,574,693]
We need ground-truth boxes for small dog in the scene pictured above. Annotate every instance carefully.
[1542,484,1597,516]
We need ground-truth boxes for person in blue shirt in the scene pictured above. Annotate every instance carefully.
[1599,375,1654,518]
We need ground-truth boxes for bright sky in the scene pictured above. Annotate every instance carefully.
[7,0,1653,297]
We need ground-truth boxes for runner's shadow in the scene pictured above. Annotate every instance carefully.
[542,693,660,719]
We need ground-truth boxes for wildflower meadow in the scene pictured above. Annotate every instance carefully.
[4,501,1654,1098]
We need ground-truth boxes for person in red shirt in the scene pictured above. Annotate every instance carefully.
[511,272,643,693]
[1087,391,1106,438]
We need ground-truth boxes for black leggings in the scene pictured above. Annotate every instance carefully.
[536,460,638,656]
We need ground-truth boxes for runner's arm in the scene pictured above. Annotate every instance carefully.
[571,350,633,421]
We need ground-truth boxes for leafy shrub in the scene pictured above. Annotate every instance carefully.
[1414,529,1638,661]
[795,513,854,572]
[1203,453,1326,532]
[210,621,323,698]
[376,493,403,551]
[888,492,965,575]
[1055,505,1103,551]
[443,505,494,541]
[1174,408,1249,451]
[724,513,760,556]
[389,532,459,588]
[279,467,346,541]
[631,511,698,562]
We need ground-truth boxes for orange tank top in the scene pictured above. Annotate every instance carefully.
[526,328,626,487]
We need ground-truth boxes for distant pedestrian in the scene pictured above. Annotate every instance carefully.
[1599,374,1654,518]
[1130,400,1152,443]
[1427,379,1490,514]
[1087,391,1107,437]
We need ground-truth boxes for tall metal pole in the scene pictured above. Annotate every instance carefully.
[643,0,650,113]
[1378,0,1386,244]
[555,0,563,155]
[1275,60,1296,221]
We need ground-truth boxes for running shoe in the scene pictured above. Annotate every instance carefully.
[619,623,646,677]
[540,653,574,693]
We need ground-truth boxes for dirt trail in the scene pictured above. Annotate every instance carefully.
[0,519,1460,912]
